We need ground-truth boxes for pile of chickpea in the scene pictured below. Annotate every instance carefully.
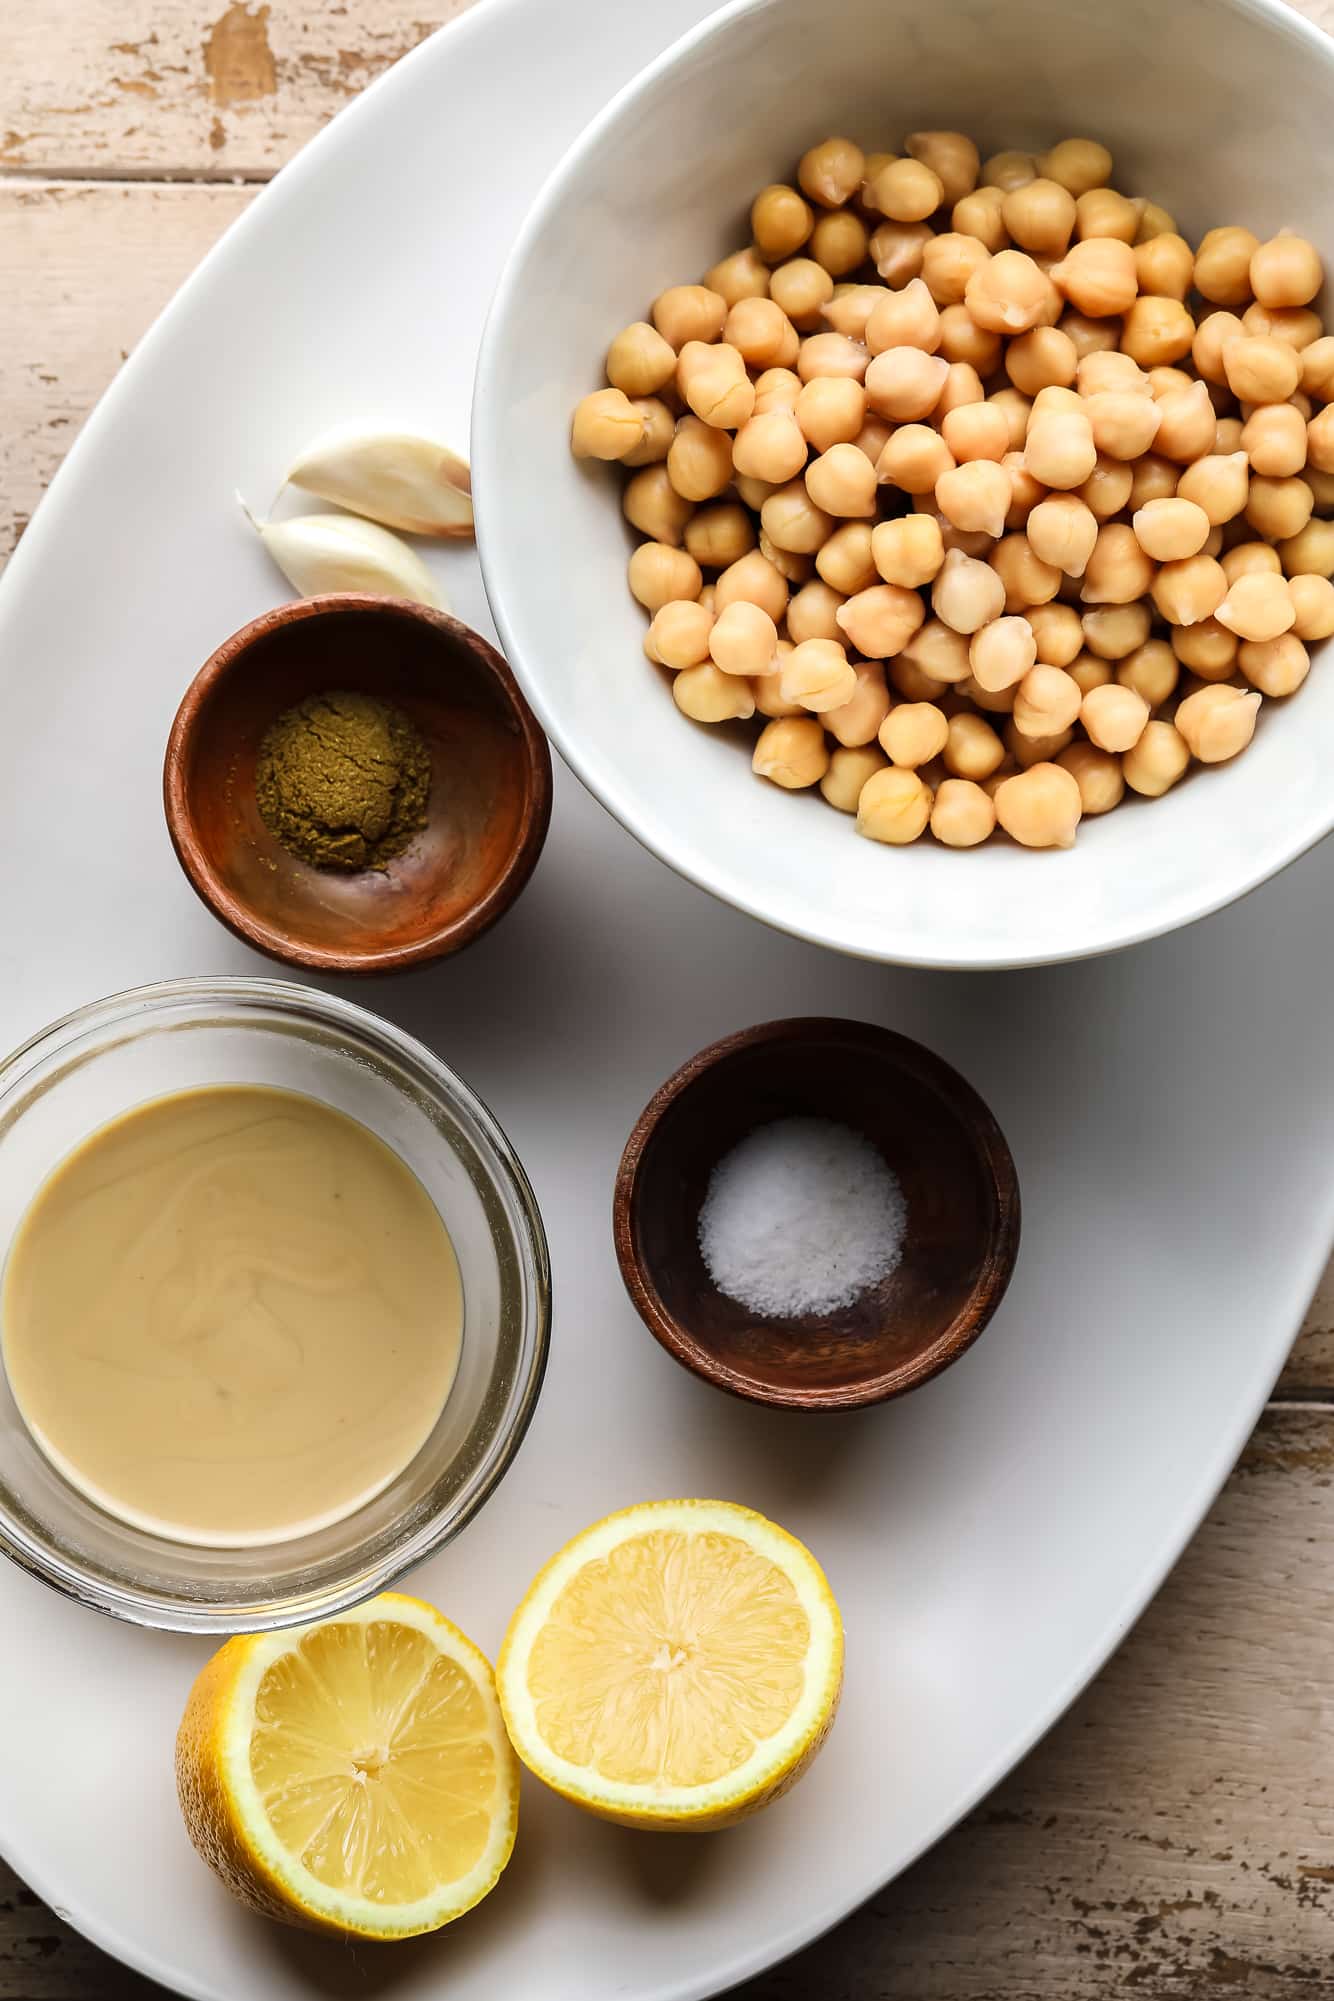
[570,131,1334,849]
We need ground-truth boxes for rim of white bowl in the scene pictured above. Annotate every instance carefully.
[473,0,1334,970]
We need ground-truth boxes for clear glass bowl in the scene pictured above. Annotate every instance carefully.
[0,977,550,1632]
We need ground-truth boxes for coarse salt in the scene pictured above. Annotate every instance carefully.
[697,1115,906,1319]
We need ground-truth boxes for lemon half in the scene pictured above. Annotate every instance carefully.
[497,1499,843,1830]
[175,1592,519,1938]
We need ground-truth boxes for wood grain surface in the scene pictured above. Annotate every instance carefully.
[4,2,1334,1996]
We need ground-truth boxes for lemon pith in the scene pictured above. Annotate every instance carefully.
[497,1500,843,1830]
[175,1592,518,1938]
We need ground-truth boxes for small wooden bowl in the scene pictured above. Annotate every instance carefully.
[613,1018,1021,1411]
[164,595,553,974]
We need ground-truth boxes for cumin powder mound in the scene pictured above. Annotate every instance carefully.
[255,690,431,871]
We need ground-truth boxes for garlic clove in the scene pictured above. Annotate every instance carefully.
[243,503,446,608]
[284,429,474,539]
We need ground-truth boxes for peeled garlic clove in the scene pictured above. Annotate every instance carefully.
[284,429,474,539]
[246,506,445,608]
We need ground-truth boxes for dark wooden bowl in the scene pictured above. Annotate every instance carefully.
[163,595,553,974]
[613,1018,1021,1411]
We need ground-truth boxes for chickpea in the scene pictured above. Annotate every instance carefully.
[752,367,802,417]
[1122,718,1190,795]
[1009,718,1076,768]
[1305,466,1334,508]
[791,375,865,454]
[1120,296,1196,368]
[825,661,892,746]
[1152,553,1228,627]
[835,581,927,659]
[932,546,1008,633]
[1223,335,1302,404]
[877,700,947,768]
[721,298,795,371]
[757,481,832,555]
[823,284,883,340]
[927,777,996,845]
[673,662,755,723]
[1243,302,1323,349]
[1001,326,1076,399]
[1012,663,1083,738]
[1301,336,1334,400]
[1117,638,1178,709]
[873,514,945,588]
[1003,451,1045,528]
[1058,740,1125,814]
[991,532,1061,612]
[877,423,956,493]
[1175,683,1261,761]
[1060,309,1120,359]
[899,130,976,203]
[1026,602,1084,667]
[937,360,989,415]
[734,473,777,512]
[893,656,954,701]
[664,415,732,503]
[1079,680,1149,753]
[901,618,973,684]
[989,388,1034,451]
[1139,199,1181,241]
[729,409,805,485]
[937,307,1003,374]
[966,249,1057,333]
[751,714,828,785]
[1171,616,1238,678]
[703,246,771,306]
[921,232,992,307]
[855,765,933,843]
[1215,416,1246,453]
[1049,237,1138,319]
[953,185,1010,252]
[994,761,1082,846]
[798,332,870,382]
[1246,474,1314,542]
[818,743,887,813]
[647,598,714,670]
[753,646,804,717]
[1193,226,1259,307]
[655,286,728,351]
[1149,384,1216,467]
[571,386,645,460]
[1023,493,1096,576]
[624,467,695,548]
[775,636,855,713]
[1129,231,1192,303]
[715,548,789,622]
[924,498,995,560]
[1190,310,1244,386]
[942,710,1005,780]
[1176,451,1250,526]
[1044,138,1113,196]
[786,579,847,645]
[1279,518,1334,578]
[759,532,813,588]
[1308,405,1334,476]
[1075,348,1144,396]
[935,459,1011,538]
[797,135,866,209]
[621,397,676,467]
[968,614,1038,691]
[1081,390,1160,463]
[869,220,934,285]
[697,584,718,614]
[1130,495,1210,563]
[1289,572,1334,640]
[707,599,779,677]
[857,415,896,475]
[1251,233,1323,309]
[1123,456,1177,515]
[769,257,836,328]
[751,184,814,261]
[1072,187,1138,243]
[1239,631,1310,697]
[685,502,756,570]
[873,157,944,223]
[815,521,877,596]
[1214,571,1296,643]
[1030,384,1084,420]
[1240,401,1308,478]
[1068,649,1114,695]
[1082,601,1152,660]
[1022,409,1096,491]
[606,320,679,398]
[979,148,1036,190]
[804,442,877,518]
[1001,179,1077,256]
[676,340,753,429]
[865,277,942,355]
[863,345,948,420]
[810,210,871,278]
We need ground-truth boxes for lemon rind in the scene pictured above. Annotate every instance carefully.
[215,1592,519,1937]
[497,1499,844,1824]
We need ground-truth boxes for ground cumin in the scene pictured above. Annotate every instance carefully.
[255,689,431,871]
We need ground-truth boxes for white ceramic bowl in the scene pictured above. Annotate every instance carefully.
[475,0,1334,969]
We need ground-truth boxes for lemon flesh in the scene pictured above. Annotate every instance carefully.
[498,1499,842,1829]
[176,1593,518,1937]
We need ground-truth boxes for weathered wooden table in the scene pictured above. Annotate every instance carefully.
[4,5,1334,1994]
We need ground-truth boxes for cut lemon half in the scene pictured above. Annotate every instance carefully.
[497,1499,843,1830]
[175,1592,518,1938]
